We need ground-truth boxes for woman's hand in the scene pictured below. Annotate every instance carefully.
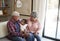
[34,28,39,35]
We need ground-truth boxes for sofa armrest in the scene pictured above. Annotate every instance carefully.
[0,21,8,38]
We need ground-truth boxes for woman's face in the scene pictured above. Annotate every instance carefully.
[30,16,36,21]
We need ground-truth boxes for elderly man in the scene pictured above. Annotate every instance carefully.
[7,11,25,41]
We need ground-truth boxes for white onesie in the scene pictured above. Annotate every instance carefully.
[20,24,27,31]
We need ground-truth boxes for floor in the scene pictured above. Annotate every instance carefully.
[0,38,11,41]
[41,38,54,41]
[0,37,54,41]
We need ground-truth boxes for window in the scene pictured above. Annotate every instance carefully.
[43,0,60,40]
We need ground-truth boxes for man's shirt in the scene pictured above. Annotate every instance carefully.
[7,18,21,37]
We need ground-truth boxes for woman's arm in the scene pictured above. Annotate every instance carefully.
[34,22,41,34]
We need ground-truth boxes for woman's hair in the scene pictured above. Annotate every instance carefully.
[21,19,27,24]
[31,12,37,18]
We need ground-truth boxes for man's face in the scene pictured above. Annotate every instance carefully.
[13,16,20,21]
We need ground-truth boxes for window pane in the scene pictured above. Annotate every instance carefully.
[44,0,59,38]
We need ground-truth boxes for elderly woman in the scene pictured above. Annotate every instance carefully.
[26,12,41,41]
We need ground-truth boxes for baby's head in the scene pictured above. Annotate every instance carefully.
[20,19,27,25]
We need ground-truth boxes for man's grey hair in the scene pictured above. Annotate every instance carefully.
[12,11,20,16]
[31,12,37,18]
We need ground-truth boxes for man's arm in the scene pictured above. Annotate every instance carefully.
[7,22,20,36]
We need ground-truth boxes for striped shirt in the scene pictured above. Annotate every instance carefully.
[7,18,21,38]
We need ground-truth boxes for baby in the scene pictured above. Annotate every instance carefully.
[20,19,27,32]
[20,19,29,38]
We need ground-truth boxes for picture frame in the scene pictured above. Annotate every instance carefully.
[14,0,33,15]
